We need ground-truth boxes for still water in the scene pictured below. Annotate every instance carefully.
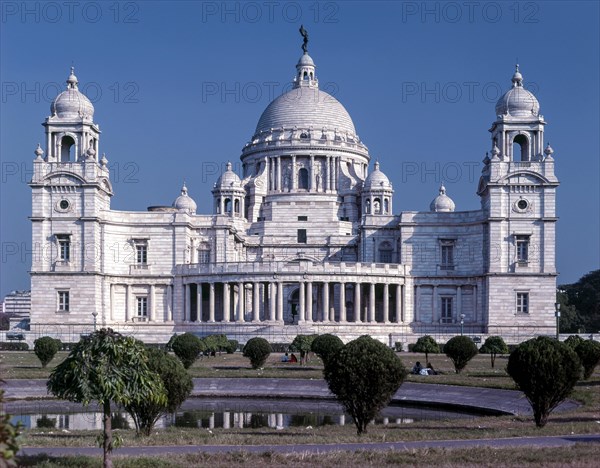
[9,397,479,431]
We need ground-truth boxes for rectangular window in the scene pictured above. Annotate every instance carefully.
[198,249,210,264]
[136,297,148,317]
[441,297,453,323]
[297,229,307,244]
[440,240,455,270]
[516,292,529,314]
[135,242,148,265]
[58,291,70,312]
[516,235,530,264]
[57,235,70,261]
[298,216,308,221]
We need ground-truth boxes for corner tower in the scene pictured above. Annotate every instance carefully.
[478,65,559,333]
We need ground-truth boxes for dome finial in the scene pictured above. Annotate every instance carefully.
[67,66,78,89]
[439,182,446,195]
[374,160,380,171]
[512,63,523,87]
[181,181,188,195]
[299,24,309,54]
[226,161,232,171]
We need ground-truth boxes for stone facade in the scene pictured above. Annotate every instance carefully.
[28,54,559,345]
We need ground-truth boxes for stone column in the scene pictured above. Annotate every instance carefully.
[253,282,260,322]
[383,283,389,323]
[109,284,115,321]
[291,155,297,191]
[185,284,191,322]
[196,283,202,323]
[209,283,215,322]
[369,283,376,322]
[395,284,402,323]
[223,412,231,429]
[298,282,305,323]
[322,282,329,323]
[432,285,438,323]
[269,283,276,321]
[223,283,230,322]
[125,284,131,322]
[306,282,313,322]
[457,285,462,322]
[277,282,284,322]
[277,157,282,192]
[149,284,155,322]
[339,282,346,323]
[167,285,173,321]
[237,282,244,322]
[354,283,362,323]
[309,155,315,192]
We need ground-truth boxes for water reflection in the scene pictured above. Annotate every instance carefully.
[8,397,477,431]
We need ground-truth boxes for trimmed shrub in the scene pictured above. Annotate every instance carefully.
[479,336,509,368]
[0,342,29,351]
[311,334,344,366]
[571,339,600,380]
[290,334,317,365]
[394,341,403,352]
[124,347,193,435]
[202,334,230,356]
[507,336,581,427]
[225,339,239,354]
[243,337,271,369]
[34,337,61,368]
[564,335,585,349]
[324,335,407,435]
[412,335,440,364]
[171,333,205,369]
[445,336,478,373]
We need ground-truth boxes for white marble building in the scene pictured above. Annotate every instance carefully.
[28,42,559,345]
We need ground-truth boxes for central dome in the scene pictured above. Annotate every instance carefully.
[255,86,356,136]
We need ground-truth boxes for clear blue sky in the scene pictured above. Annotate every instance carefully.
[1,1,599,298]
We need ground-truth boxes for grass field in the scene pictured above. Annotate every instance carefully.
[3,349,599,466]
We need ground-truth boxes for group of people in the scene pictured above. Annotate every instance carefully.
[411,361,437,376]
[281,352,298,363]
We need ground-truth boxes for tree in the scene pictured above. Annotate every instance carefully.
[311,334,344,367]
[479,336,509,368]
[290,334,317,365]
[243,337,271,369]
[124,348,193,436]
[445,336,478,373]
[566,338,600,380]
[225,339,239,354]
[412,335,440,364]
[0,386,21,467]
[47,328,167,468]
[506,336,581,427]
[323,335,407,435]
[33,336,62,368]
[202,334,230,356]
[171,333,205,369]
[559,270,600,333]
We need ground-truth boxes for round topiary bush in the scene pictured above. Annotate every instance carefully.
[225,339,239,354]
[444,336,478,373]
[171,333,204,369]
[34,336,61,368]
[311,334,344,367]
[243,337,271,369]
[507,336,581,427]
[323,335,407,435]
[571,339,600,380]
[479,336,509,368]
[412,335,440,364]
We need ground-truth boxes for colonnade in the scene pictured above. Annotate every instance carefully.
[182,280,404,324]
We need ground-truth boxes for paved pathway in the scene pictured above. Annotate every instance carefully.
[18,434,600,458]
[2,378,579,416]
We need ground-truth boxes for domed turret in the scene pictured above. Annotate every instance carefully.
[215,162,242,188]
[50,67,95,119]
[212,163,245,217]
[172,183,197,214]
[495,65,540,118]
[430,183,455,212]
[363,161,392,190]
[362,161,393,215]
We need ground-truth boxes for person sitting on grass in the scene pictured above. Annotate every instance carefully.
[425,364,437,375]
[290,353,298,363]
[412,361,423,375]
[281,352,289,362]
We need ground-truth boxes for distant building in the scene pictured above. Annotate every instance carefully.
[27,35,558,344]
[2,290,31,318]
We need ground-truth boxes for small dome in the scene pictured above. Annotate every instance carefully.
[430,183,455,212]
[364,161,392,190]
[50,67,94,119]
[34,143,44,159]
[495,65,540,118]
[172,183,197,214]
[215,162,242,188]
[297,52,315,67]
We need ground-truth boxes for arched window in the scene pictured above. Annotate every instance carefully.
[513,134,529,161]
[298,168,309,190]
[373,198,381,214]
[384,198,389,214]
[378,241,393,263]
[216,197,221,214]
[234,199,240,214]
[365,199,371,214]
[224,198,232,213]
[60,135,75,162]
